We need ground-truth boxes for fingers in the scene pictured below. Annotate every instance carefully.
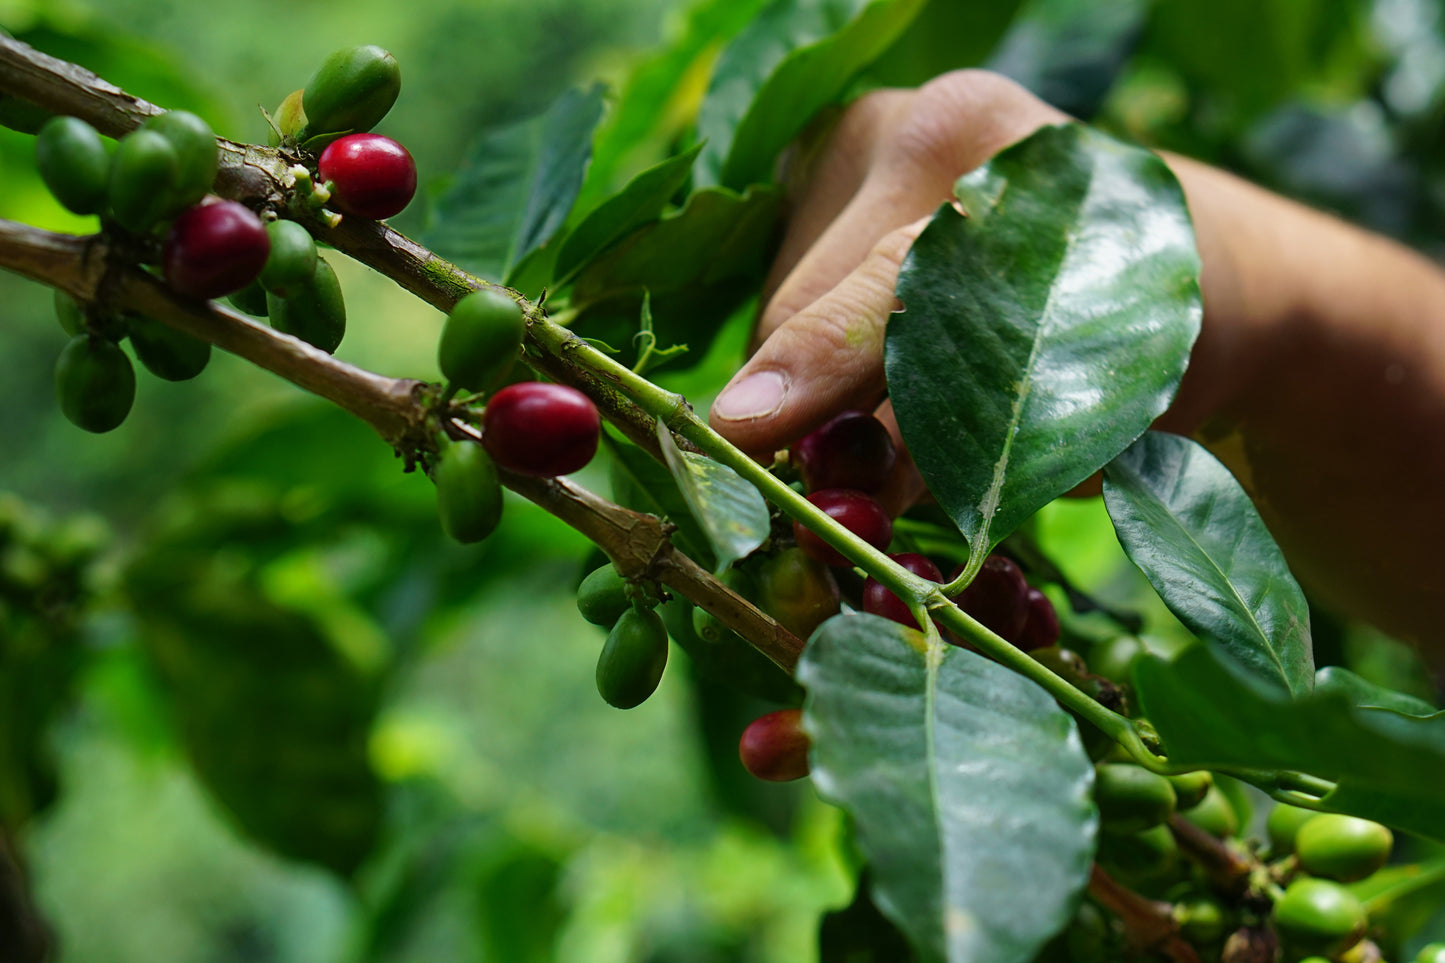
[710,217,929,456]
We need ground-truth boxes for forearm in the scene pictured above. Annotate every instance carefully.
[1164,154,1445,657]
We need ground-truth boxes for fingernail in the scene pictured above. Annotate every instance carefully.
[713,369,788,421]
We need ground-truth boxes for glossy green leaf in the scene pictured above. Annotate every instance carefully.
[863,0,1024,88]
[1316,666,1438,717]
[889,123,1201,574]
[424,84,605,283]
[605,431,714,567]
[1102,431,1313,697]
[554,144,702,285]
[798,614,1097,962]
[1350,858,1445,939]
[655,419,770,574]
[696,0,926,189]
[1136,646,1445,841]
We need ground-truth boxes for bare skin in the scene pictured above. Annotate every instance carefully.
[707,70,1445,659]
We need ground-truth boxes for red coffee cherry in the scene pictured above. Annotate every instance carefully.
[161,200,270,299]
[949,555,1030,642]
[1015,587,1061,651]
[738,708,810,782]
[316,133,417,220]
[792,409,896,494]
[482,381,600,477]
[862,553,942,630]
[793,488,892,567]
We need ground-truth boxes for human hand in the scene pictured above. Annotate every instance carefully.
[707,70,1068,510]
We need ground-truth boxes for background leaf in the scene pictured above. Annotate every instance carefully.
[862,0,1025,88]
[655,419,770,573]
[606,431,714,566]
[798,614,1096,963]
[1136,646,1445,842]
[888,123,1201,573]
[696,0,927,189]
[1316,666,1438,717]
[1102,431,1314,696]
[423,84,606,283]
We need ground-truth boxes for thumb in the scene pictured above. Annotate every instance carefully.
[709,216,929,455]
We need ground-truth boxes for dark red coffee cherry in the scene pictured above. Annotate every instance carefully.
[738,709,810,782]
[792,409,896,494]
[793,488,892,567]
[482,381,600,477]
[316,133,416,220]
[1015,587,1061,651]
[862,553,942,630]
[949,555,1029,642]
[162,200,270,299]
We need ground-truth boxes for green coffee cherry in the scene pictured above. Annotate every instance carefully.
[301,45,401,139]
[126,315,211,381]
[1295,813,1392,883]
[691,567,755,644]
[55,334,135,433]
[1095,823,1178,884]
[139,110,218,212]
[1416,943,1445,963]
[437,288,525,393]
[1181,784,1238,838]
[267,256,346,353]
[1063,901,1111,963]
[1267,802,1318,856]
[431,438,503,544]
[1089,635,1145,684]
[259,220,319,297]
[54,289,85,336]
[36,116,109,215]
[1094,763,1177,834]
[108,129,179,232]
[1272,877,1366,959]
[0,95,52,134]
[1175,896,1228,945]
[1167,770,1213,811]
[752,547,840,641]
[227,281,270,317]
[576,564,630,627]
[595,605,668,709]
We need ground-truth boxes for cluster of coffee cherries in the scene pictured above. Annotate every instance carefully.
[35,109,251,430]
[575,564,670,709]
[430,288,602,545]
[268,45,417,222]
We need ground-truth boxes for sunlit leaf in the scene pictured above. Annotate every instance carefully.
[889,123,1201,575]
[655,419,769,574]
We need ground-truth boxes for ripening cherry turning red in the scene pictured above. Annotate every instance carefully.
[317,133,417,220]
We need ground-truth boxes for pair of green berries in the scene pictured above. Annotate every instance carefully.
[36,109,216,231]
[577,565,668,709]
[53,290,212,432]
[228,228,347,355]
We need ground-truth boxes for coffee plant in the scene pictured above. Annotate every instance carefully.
[2,0,1444,960]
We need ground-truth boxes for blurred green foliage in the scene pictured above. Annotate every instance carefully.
[2,0,1445,959]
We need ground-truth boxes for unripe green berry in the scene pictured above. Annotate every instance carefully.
[54,289,85,336]
[36,116,109,215]
[108,129,179,232]
[1295,813,1392,883]
[437,288,525,392]
[1272,877,1366,959]
[1094,763,1176,834]
[595,606,668,709]
[1167,770,1213,811]
[1416,943,1445,963]
[576,564,630,627]
[1267,802,1318,855]
[139,110,218,213]
[301,45,401,140]
[126,315,211,381]
[267,255,346,353]
[55,334,135,433]
[431,438,503,544]
[1181,784,1238,838]
[259,219,319,297]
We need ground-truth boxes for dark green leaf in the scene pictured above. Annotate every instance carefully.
[863,0,1024,88]
[555,144,702,284]
[697,0,927,189]
[1102,431,1313,697]
[1136,646,1445,841]
[889,124,1201,574]
[655,419,770,574]
[1316,666,1438,717]
[605,431,714,567]
[1349,858,1445,939]
[799,614,1096,962]
[424,84,605,283]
